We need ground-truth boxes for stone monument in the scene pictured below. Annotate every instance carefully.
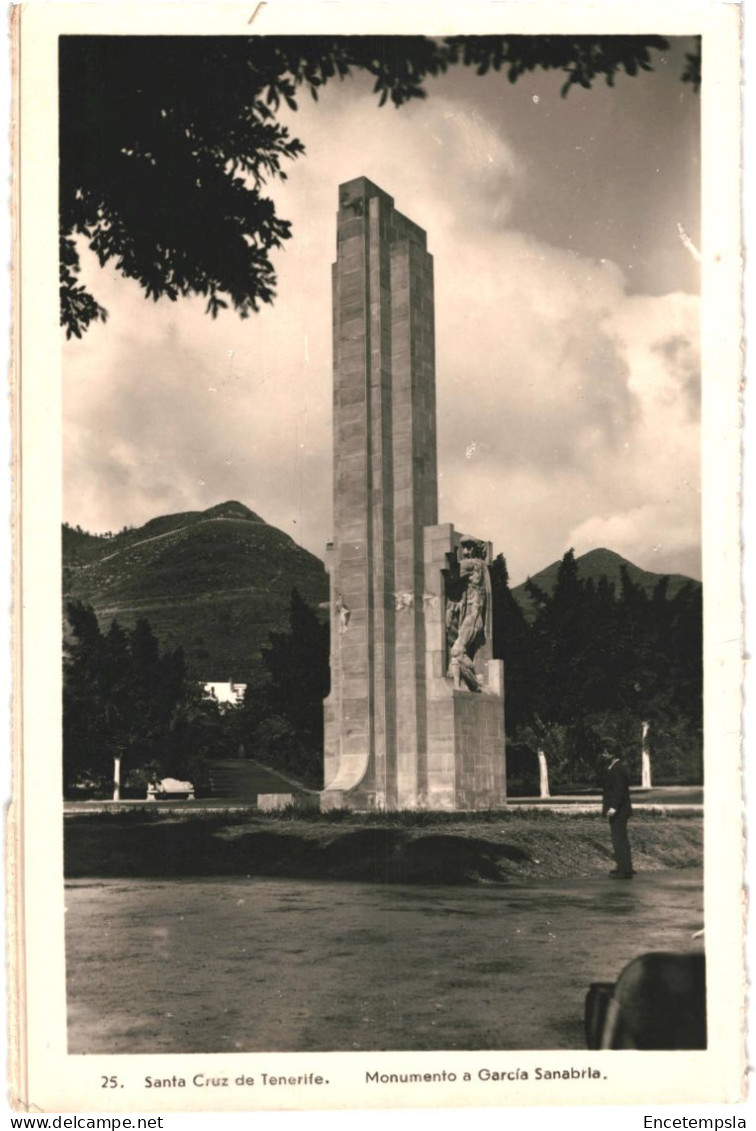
[321,177,506,810]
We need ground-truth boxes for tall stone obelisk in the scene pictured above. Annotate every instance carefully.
[322,177,437,810]
[322,178,506,811]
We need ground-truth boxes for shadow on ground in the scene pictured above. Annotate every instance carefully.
[64,812,702,883]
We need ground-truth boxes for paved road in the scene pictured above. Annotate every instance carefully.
[510,786,703,807]
[64,759,315,812]
[66,869,704,1055]
[64,781,702,814]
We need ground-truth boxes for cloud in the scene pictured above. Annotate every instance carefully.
[63,74,700,584]
[432,221,700,579]
[567,505,701,579]
[63,271,333,550]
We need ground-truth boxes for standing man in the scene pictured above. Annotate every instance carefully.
[601,746,634,879]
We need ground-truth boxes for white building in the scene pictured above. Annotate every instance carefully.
[202,680,247,708]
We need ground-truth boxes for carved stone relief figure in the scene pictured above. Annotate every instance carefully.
[445,538,488,691]
[335,594,350,632]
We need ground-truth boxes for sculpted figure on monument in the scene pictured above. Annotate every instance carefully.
[445,538,488,692]
[334,594,350,632]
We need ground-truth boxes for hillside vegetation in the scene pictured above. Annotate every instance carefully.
[63,501,328,681]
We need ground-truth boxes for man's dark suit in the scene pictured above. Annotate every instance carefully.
[602,758,633,876]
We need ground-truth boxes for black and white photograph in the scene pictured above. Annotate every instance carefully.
[11,0,744,1114]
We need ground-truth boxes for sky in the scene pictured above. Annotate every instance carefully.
[62,37,701,586]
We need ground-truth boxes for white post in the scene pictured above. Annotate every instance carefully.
[113,755,121,802]
[641,721,652,789]
[537,749,550,799]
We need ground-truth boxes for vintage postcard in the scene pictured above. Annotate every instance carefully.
[10,0,744,1116]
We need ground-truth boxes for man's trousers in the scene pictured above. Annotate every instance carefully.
[610,814,633,874]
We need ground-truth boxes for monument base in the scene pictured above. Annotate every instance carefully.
[319,789,346,812]
[425,689,507,811]
[319,786,396,812]
[320,683,506,812]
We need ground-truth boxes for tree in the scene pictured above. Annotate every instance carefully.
[63,601,111,793]
[489,553,537,733]
[238,588,329,787]
[504,549,703,789]
[631,578,703,781]
[60,34,696,337]
[62,602,214,797]
[262,588,330,739]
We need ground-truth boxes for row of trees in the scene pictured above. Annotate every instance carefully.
[246,554,703,791]
[491,551,702,789]
[63,592,328,797]
[63,521,135,539]
[63,602,226,797]
[64,553,702,798]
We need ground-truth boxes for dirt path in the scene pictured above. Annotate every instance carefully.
[86,516,258,567]
[66,870,703,1055]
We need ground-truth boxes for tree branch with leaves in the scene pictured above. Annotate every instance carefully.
[59,34,698,338]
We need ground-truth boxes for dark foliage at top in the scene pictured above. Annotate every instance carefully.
[59,34,698,337]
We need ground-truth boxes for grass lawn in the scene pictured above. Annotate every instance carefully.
[65,808,702,882]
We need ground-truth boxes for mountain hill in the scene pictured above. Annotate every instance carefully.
[62,501,329,682]
[511,547,700,622]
